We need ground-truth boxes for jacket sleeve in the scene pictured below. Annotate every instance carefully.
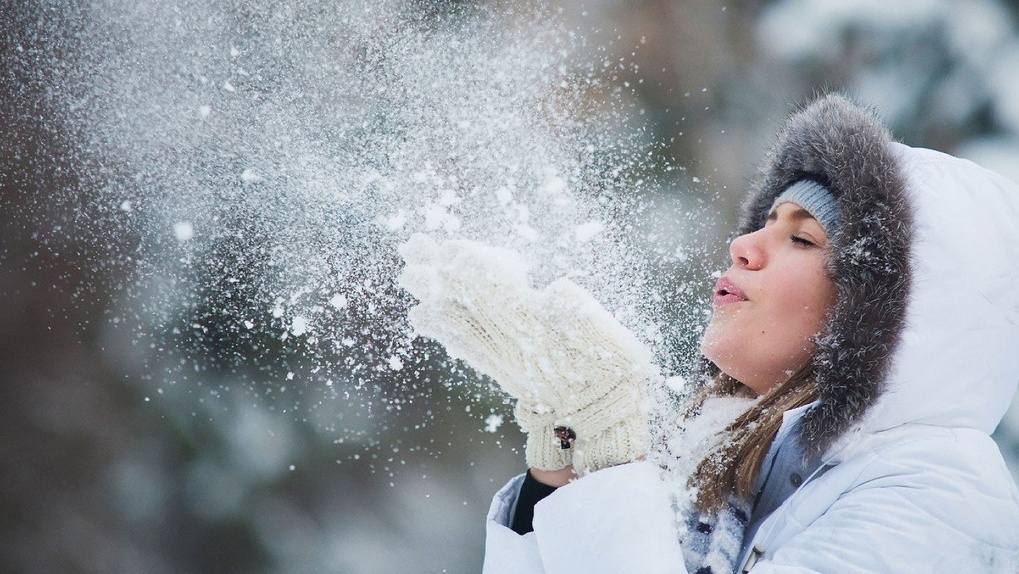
[745,433,1019,573]
[484,473,548,574]
[484,463,688,574]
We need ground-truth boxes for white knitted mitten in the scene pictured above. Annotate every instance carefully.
[398,233,654,474]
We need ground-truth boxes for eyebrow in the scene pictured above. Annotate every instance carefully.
[767,205,816,222]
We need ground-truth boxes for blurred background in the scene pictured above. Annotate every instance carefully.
[3,1,1019,572]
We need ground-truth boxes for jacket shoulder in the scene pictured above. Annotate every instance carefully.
[750,427,1019,572]
[838,427,1019,529]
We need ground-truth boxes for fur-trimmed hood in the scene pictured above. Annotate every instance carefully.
[740,94,1019,458]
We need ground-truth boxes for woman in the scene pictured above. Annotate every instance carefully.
[398,94,1019,573]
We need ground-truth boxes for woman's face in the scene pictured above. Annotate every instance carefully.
[701,202,837,395]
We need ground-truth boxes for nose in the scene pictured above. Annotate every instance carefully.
[729,229,765,270]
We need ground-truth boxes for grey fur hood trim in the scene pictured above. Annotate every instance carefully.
[738,94,914,455]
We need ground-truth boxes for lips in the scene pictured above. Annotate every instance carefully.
[714,276,748,306]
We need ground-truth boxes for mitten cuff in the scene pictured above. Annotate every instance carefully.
[515,402,574,471]
[572,411,650,475]
[557,381,646,442]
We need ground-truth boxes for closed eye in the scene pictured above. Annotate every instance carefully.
[791,235,817,247]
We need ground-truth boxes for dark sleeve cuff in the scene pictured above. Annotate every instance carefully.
[509,470,560,535]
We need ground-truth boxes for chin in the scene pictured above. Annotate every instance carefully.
[700,324,731,365]
[701,344,771,396]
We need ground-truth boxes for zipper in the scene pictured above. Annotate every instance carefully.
[738,463,836,572]
[741,545,765,572]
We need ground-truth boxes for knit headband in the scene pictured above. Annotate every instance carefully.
[770,179,840,235]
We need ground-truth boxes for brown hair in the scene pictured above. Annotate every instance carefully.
[687,363,819,513]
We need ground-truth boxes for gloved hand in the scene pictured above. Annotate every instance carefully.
[397,233,655,475]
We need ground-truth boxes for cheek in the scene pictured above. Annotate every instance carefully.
[782,271,835,334]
